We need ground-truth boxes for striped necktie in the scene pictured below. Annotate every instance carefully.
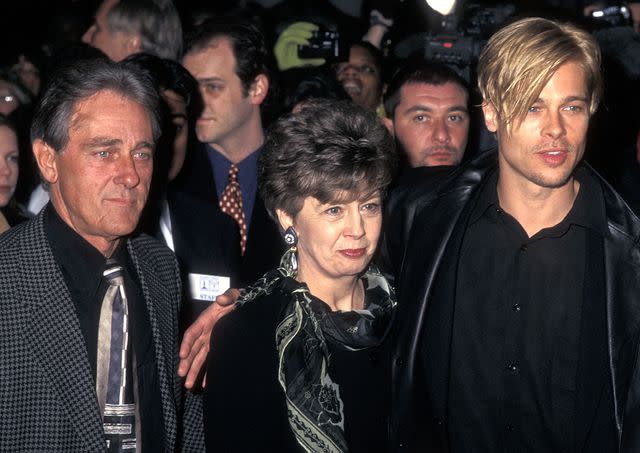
[96,259,138,451]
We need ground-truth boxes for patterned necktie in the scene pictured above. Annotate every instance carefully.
[219,163,247,254]
[96,259,138,452]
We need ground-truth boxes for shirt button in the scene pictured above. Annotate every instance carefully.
[505,424,514,432]
[512,303,521,312]
[507,362,519,373]
[520,244,528,252]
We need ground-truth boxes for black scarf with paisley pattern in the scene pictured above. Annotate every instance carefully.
[236,262,395,452]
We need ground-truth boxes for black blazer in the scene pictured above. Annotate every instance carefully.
[0,211,204,451]
[166,187,241,328]
[174,143,285,287]
[381,150,640,452]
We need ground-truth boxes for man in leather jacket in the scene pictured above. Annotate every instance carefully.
[382,16,640,452]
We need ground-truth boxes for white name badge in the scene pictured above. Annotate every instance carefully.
[188,273,231,301]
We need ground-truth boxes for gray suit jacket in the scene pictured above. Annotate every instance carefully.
[0,211,204,452]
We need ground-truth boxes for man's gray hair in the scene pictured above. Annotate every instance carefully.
[108,0,183,61]
[31,57,161,152]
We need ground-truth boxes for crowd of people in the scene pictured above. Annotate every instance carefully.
[0,0,640,452]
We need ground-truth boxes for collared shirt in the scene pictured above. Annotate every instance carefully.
[207,144,260,229]
[44,204,164,451]
[448,166,607,452]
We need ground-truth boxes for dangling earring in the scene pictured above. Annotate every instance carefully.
[283,226,298,247]
[280,226,298,276]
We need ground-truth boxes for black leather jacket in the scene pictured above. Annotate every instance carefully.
[381,150,640,452]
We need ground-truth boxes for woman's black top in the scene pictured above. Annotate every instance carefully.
[204,280,392,453]
[2,201,31,226]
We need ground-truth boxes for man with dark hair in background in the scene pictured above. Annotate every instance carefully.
[383,60,471,168]
[180,16,283,292]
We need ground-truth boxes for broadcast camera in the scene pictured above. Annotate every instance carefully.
[392,1,516,80]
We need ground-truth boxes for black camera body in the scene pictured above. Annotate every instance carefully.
[298,29,347,61]
[392,3,515,68]
[395,33,485,68]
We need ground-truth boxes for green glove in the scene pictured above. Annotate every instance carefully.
[274,21,327,71]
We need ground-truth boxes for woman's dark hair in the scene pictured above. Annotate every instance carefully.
[282,67,350,113]
[0,114,18,136]
[122,52,199,115]
[259,99,397,221]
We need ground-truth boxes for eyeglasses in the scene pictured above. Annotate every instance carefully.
[0,95,15,103]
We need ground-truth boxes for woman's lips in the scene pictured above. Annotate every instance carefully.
[338,248,366,258]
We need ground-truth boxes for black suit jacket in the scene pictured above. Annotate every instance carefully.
[382,150,640,452]
[0,211,204,451]
[166,187,241,328]
[174,143,284,287]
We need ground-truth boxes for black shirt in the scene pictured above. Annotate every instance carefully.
[204,280,391,453]
[44,204,164,451]
[449,168,607,452]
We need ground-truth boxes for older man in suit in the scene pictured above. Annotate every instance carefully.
[0,58,202,451]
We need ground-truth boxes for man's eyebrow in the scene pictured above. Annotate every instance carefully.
[197,77,224,84]
[82,137,122,149]
[133,141,155,150]
[564,96,589,103]
[81,137,154,150]
[533,95,589,104]
[447,105,469,113]
[404,105,435,114]
[403,104,469,114]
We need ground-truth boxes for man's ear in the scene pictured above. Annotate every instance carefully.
[124,33,142,57]
[275,208,293,232]
[248,74,269,106]
[382,116,394,135]
[481,102,499,133]
[32,139,59,184]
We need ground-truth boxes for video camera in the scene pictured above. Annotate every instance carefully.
[392,2,516,70]
[297,28,349,61]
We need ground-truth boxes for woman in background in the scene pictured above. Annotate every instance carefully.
[0,115,30,231]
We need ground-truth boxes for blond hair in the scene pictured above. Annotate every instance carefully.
[477,17,602,132]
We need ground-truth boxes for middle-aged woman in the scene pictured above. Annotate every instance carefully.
[203,99,398,453]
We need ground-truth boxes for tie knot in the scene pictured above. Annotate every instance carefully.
[228,164,239,182]
[103,258,124,282]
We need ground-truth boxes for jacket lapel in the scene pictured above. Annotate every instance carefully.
[587,166,640,450]
[604,220,640,449]
[21,215,106,451]
[127,240,178,451]
[390,153,493,445]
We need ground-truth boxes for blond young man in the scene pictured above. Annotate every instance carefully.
[383,17,640,451]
